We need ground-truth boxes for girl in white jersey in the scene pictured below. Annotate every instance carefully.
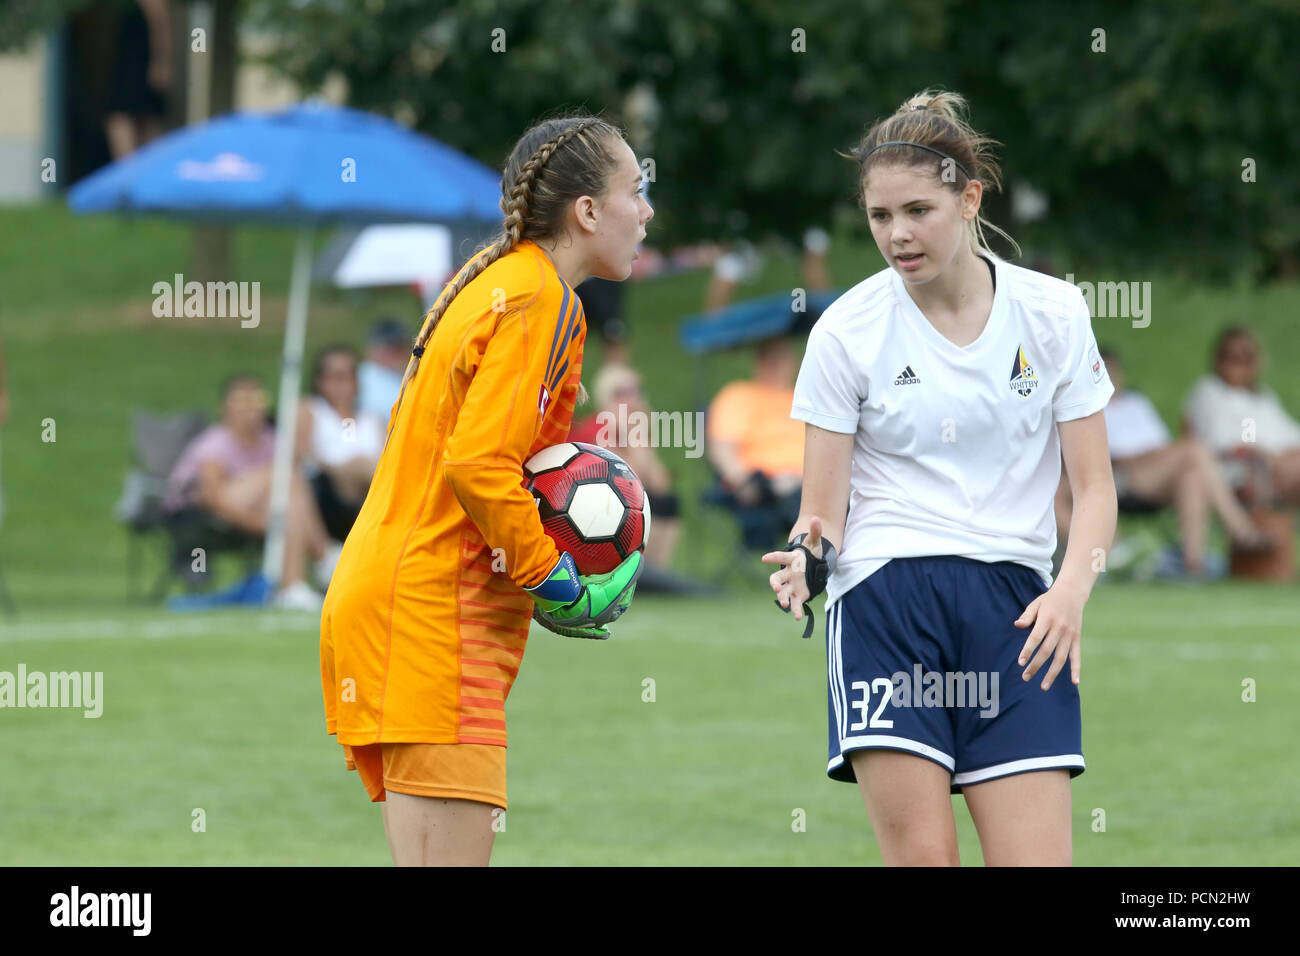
[764,90,1117,866]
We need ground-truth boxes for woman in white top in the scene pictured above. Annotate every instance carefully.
[1183,326,1300,506]
[1055,347,1269,575]
[764,90,1115,866]
[296,345,385,542]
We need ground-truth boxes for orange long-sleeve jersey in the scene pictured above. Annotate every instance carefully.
[320,239,585,747]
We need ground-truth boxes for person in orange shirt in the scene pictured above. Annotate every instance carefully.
[707,334,806,547]
[320,115,653,866]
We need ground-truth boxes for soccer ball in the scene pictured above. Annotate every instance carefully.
[523,442,651,575]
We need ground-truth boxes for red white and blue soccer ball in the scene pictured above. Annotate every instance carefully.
[523,442,651,575]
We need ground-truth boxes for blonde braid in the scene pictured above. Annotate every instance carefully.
[397,119,600,394]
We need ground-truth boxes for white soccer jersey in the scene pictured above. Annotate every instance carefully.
[791,252,1114,607]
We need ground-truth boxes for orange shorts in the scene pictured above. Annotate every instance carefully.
[343,742,507,809]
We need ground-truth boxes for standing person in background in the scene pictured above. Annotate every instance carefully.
[104,0,172,159]
[356,318,413,423]
[766,90,1116,866]
[320,115,652,867]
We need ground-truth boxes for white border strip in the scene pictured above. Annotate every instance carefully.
[829,604,844,744]
[829,734,957,774]
[952,754,1085,786]
[835,604,848,744]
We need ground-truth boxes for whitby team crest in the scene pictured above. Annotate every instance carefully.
[1009,345,1038,396]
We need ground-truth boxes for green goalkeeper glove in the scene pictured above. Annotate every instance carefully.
[526,551,643,640]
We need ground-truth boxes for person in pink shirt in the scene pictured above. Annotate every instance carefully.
[164,373,330,610]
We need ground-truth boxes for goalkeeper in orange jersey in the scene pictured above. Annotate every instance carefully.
[320,115,653,866]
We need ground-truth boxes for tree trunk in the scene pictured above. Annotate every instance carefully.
[191,0,239,283]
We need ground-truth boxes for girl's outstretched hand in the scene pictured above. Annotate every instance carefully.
[761,515,826,624]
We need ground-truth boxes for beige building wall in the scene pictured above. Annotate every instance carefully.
[0,20,348,206]
[0,38,50,203]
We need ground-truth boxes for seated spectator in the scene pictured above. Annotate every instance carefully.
[297,345,385,543]
[707,334,804,548]
[1055,347,1270,576]
[569,362,681,570]
[357,317,412,422]
[1183,325,1300,505]
[162,372,331,610]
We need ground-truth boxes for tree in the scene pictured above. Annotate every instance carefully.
[20,0,1291,280]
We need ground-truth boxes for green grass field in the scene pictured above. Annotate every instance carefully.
[1,204,1298,865]
[3,584,1298,865]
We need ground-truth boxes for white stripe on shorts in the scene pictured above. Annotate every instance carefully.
[831,603,845,743]
[825,603,839,742]
[829,735,957,775]
[951,754,1086,787]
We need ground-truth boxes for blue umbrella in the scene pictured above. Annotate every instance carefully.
[678,289,842,353]
[69,100,502,225]
[69,100,502,600]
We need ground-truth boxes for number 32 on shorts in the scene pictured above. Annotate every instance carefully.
[849,678,895,731]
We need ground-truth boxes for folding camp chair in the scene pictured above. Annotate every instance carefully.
[115,409,261,602]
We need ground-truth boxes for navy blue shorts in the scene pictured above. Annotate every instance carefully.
[826,556,1084,792]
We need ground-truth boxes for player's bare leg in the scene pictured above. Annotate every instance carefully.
[382,792,497,866]
[850,750,960,865]
[963,769,1071,866]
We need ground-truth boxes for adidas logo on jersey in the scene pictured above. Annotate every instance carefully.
[894,365,920,386]
[1009,345,1038,396]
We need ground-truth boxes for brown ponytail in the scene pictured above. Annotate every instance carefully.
[847,89,1019,258]
[398,116,623,395]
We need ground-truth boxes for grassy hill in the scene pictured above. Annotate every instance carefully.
[3,202,1299,607]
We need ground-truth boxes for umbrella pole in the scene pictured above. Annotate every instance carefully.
[262,227,314,590]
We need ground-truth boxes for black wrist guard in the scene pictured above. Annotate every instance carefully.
[773,534,839,639]
[787,533,837,598]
